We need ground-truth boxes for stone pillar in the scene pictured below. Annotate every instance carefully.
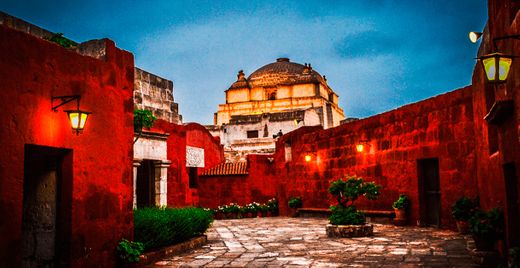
[132,159,142,209]
[154,160,171,207]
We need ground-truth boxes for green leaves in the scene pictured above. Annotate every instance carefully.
[134,109,157,133]
[328,176,381,207]
[329,206,365,225]
[44,33,77,48]
[116,239,144,263]
[134,207,214,251]
[288,197,302,209]
[469,208,503,240]
[392,194,410,209]
[451,196,479,221]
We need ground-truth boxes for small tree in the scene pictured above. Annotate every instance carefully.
[134,109,157,144]
[328,176,381,225]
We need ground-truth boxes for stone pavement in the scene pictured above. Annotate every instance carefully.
[148,217,476,267]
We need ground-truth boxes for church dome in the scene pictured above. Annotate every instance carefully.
[229,58,327,89]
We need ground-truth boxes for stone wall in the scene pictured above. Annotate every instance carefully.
[134,67,182,124]
[0,25,135,267]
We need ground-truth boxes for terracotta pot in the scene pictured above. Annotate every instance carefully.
[393,208,407,226]
[456,220,469,234]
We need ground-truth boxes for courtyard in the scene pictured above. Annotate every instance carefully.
[148,217,475,267]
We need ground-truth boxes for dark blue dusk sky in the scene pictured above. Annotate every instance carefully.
[2,1,488,124]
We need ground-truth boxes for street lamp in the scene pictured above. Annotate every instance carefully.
[52,95,92,135]
[356,140,370,153]
[477,52,514,83]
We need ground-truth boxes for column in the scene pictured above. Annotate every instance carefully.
[154,160,171,207]
[132,159,142,209]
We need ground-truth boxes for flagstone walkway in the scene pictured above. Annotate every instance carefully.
[148,217,475,267]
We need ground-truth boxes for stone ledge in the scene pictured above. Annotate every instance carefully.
[139,235,207,266]
[326,224,374,238]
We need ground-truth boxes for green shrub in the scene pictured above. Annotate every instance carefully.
[469,208,503,240]
[451,197,479,221]
[134,207,213,251]
[288,197,302,209]
[392,194,410,210]
[329,177,380,208]
[329,206,365,225]
[510,247,520,268]
[116,239,144,263]
[328,176,381,226]
[266,198,279,214]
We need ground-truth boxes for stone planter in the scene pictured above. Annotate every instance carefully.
[326,224,373,238]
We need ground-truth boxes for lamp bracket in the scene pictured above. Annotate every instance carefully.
[52,95,81,112]
[493,34,520,51]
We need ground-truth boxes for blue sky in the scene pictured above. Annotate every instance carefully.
[2,1,488,124]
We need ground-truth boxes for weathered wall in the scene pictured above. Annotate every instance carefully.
[0,25,134,267]
[273,87,477,229]
[472,0,520,249]
[134,67,182,124]
[198,155,277,208]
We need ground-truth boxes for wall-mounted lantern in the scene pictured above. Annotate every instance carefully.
[356,140,370,153]
[477,52,514,83]
[304,154,313,162]
[52,95,91,135]
[469,33,520,83]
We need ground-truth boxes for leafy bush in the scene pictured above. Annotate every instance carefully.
[451,197,479,221]
[328,177,381,208]
[266,198,279,214]
[329,206,365,225]
[392,194,410,210]
[288,197,303,209]
[469,208,503,240]
[510,247,520,268]
[134,207,213,251]
[328,176,381,226]
[44,33,77,48]
[116,239,144,263]
[134,109,157,133]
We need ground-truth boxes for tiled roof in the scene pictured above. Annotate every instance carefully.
[200,162,248,176]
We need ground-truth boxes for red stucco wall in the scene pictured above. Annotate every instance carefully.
[152,121,224,207]
[471,0,520,249]
[273,87,477,228]
[198,155,277,208]
[0,26,135,267]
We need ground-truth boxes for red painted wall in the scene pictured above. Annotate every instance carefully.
[471,0,520,249]
[0,26,134,267]
[273,87,477,228]
[198,155,277,208]
[152,121,224,207]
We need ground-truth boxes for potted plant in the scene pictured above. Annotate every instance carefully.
[392,194,409,226]
[288,197,302,217]
[266,198,279,216]
[469,208,503,251]
[451,197,479,234]
[259,203,269,217]
[116,239,144,267]
[326,176,381,237]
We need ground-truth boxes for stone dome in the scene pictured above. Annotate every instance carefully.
[229,58,327,89]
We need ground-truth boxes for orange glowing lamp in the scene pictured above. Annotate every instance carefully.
[65,109,91,134]
[52,95,92,135]
[356,144,365,153]
[304,154,312,162]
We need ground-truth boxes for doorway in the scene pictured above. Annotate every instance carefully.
[136,160,156,208]
[418,158,441,227]
[22,144,72,267]
[504,162,519,247]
